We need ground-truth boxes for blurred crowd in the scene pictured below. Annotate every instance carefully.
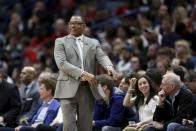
[0,0,196,86]
[0,0,196,130]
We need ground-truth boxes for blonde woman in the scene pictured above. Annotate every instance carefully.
[172,40,194,70]
[173,6,187,28]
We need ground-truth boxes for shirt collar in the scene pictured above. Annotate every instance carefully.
[77,35,83,41]
[71,34,83,41]
[171,89,180,102]
[42,99,54,107]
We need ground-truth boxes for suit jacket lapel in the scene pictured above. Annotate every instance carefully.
[68,35,81,59]
[26,82,35,97]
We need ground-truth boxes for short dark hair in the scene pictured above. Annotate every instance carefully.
[40,78,56,96]
[184,72,196,82]
[125,72,139,85]
[97,74,114,96]
[146,69,162,86]
[169,65,185,81]
[69,15,85,23]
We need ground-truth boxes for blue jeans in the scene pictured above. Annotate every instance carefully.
[93,126,121,131]
[176,126,196,131]
[0,126,35,131]
[167,123,182,131]
[0,127,14,131]
[102,126,121,131]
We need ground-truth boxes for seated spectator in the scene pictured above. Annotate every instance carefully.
[161,15,180,48]
[184,71,196,95]
[51,18,67,42]
[167,65,192,93]
[123,72,139,97]
[0,78,60,131]
[157,57,170,75]
[113,72,139,96]
[176,117,196,131]
[35,107,63,131]
[0,71,21,127]
[92,74,126,131]
[145,72,196,131]
[0,61,13,84]
[21,36,39,65]
[146,69,162,92]
[18,66,40,121]
[172,40,195,71]
[123,75,159,131]
[116,45,134,75]
[166,102,196,131]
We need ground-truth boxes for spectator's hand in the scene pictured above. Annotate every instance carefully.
[82,72,98,87]
[148,121,163,129]
[182,119,188,125]
[92,120,95,127]
[50,120,60,126]
[135,122,143,129]
[129,78,137,90]
[107,67,118,80]
[182,119,194,127]
[141,123,150,128]
[127,124,136,127]
[15,125,22,131]
[30,124,36,128]
[19,118,28,125]
[158,89,166,105]
[0,116,4,123]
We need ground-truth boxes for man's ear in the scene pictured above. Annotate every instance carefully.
[47,89,52,96]
[171,84,176,91]
[82,24,86,29]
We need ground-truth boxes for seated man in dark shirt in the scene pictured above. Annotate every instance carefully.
[145,72,196,131]
[0,71,21,127]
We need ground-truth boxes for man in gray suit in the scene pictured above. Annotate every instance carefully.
[54,15,117,131]
[18,66,40,124]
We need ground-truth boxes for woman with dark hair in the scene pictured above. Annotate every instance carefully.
[123,75,159,131]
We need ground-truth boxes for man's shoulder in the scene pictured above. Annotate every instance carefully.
[179,87,193,97]
[83,35,99,44]
[55,35,69,41]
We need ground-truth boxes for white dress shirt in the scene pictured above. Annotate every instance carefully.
[33,99,54,127]
[76,35,84,70]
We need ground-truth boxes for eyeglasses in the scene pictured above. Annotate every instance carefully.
[131,61,138,63]
[68,22,85,26]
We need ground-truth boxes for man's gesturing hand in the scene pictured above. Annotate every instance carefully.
[82,72,98,87]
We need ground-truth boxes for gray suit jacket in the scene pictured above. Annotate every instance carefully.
[18,81,40,119]
[54,34,113,99]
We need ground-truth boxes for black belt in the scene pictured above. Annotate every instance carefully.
[79,81,89,86]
